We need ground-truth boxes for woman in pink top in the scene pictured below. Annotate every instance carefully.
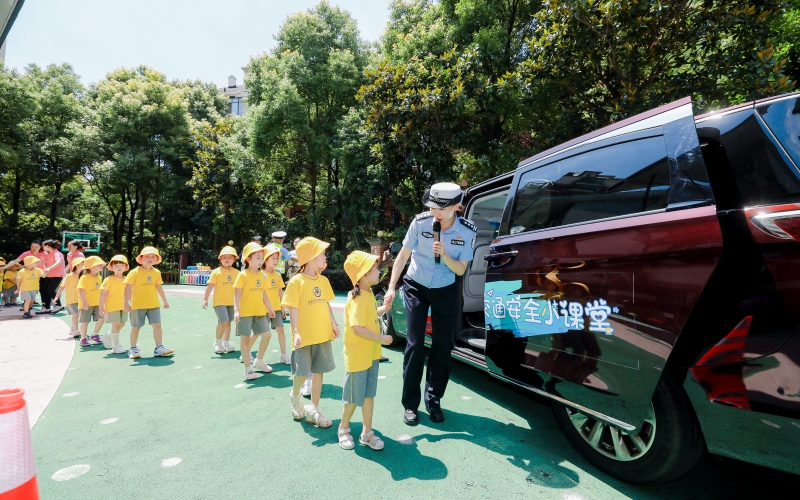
[40,240,66,312]
[1,239,46,271]
[66,240,85,269]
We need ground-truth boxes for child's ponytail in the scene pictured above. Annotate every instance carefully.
[352,282,361,297]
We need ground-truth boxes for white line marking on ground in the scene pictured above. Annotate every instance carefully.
[272,349,279,352]
[192,366,202,369]
[68,368,76,371]
[52,464,90,481]
[234,383,246,388]
[396,434,416,445]
[461,396,472,400]
[161,457,182,468]
[63,392,79,397]
[378,376,386,380]
[100,418,119,425]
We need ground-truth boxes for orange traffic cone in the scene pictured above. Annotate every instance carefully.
[0,389,39,500]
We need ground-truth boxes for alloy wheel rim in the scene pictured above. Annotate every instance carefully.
[566,404,657,461]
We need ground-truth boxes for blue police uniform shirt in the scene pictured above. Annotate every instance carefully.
[279,246,291,260]
[402,212,478,288]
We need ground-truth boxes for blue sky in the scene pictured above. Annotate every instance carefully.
[5,0,390,87]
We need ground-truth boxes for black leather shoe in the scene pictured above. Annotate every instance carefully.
[403,409,419,426]
[427,406,445,423]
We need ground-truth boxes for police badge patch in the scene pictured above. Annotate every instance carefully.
[422,232,434,238]
[451,239,465,246]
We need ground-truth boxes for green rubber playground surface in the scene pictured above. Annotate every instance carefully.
[32,287,768,499]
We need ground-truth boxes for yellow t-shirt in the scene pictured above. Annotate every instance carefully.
[77,273,102,308]
[19,268,44,292]
[123,267,163,310]
[208,267,237,307]
[234,270,268,317]
[60,273,80,305]
[264,271,285,311]
[4,270,18,288]
[101,275,126,313]
[343,290,382,372]
[280,273,335,349]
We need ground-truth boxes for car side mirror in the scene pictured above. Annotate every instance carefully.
[389,242,402,257]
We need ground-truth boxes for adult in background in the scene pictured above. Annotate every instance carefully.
[271,231,297,280]
[66,240,85,270]
[39,240,66,313]
[383,182,477,425]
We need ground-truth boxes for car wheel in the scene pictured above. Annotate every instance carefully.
[375,293,402,346]
[552,373,704,485]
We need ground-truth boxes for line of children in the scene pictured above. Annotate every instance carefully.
[55,257,85,337]
[17,256,45,319]
[264,243,290,365]
[77,256,106,346]
[233,243,277,380]
[99,255,129,354]
[2,258,20,307]
[203,246,238,355]
[124,246,173,359]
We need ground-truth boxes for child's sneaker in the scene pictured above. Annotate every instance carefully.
[128,346,141,359]
[70,330,80,338]
[253,359,272,373]
[300,377,312,397]
[154,344,174,357]
[280,353,291,364]
[238,354,255,364]
[103,335,113,349]
[79,337,90,347]
[213,341,224,354]
[22,312,31,319]
[244,367,256,380]
[112,345,127,354]
[224,343,235,353]
[90,334,102,345]
[290,394,306,420]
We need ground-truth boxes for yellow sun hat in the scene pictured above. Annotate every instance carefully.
[264,243,283,260]
[242,243,265,262]
[218,246,239,259]
[22,256,40,266]
[136,246,162,265]
[83,256,106,269]
[108,254,130,271]
[344,251,379,286]
[70,257,86,271]
[295,237,329,266]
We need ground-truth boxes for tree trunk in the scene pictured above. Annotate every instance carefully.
[10,170,22,228]
[138,190,147,251]
[152,194,159,246]
[49,181,62,228]
[126,187,139,262]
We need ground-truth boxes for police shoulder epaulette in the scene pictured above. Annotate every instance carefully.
[459,217,478,232]
[415,212,433,221]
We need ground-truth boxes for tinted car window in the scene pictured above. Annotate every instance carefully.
[757,97,800,169]
[508,136,670,234]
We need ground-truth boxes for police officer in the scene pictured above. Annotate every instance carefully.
[384,182,477,425]
[270,231,296,280]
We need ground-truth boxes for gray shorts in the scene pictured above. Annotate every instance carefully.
[236,315,269,337]
[131,308,161,327]
[342,360,380,407]
[3,286,16,299]
[291,341,335,377]
[214,305,234,324]
[269,316,282,329]
[79,306,101,323]
[20,290,37,301]
[66,303,79,314]
[106,311,128,324]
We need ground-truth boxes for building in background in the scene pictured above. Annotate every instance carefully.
[0,0,25,62]
[220,72,248,116]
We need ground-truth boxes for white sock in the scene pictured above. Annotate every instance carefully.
[111,332,120,347]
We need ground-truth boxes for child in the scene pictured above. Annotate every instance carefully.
[3,261,19,307]
[16,256,45,319]
[100,255,129,354]
[124,246,172,359]
[233,244,277,380]
[281,236,339,427]
[338,251,394,450]
[203,246,238,354]
[264,243,289,364]
[55,257,85,337]
[77,256,106,346]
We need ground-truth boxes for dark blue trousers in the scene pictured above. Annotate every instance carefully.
[401,277,457,411]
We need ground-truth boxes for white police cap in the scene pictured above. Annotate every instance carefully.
[423,182,464,208]
[271,231,287,239]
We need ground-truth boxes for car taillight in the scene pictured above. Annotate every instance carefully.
[750,208,800,241]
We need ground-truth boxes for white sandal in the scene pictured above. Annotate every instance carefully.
[338,427,355,450]
[359,431,384,450]
[290,394,306,420]
[305,406,332,428]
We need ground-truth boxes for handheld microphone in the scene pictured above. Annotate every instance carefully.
[432,221,441,264]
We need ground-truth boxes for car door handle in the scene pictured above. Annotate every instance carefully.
[484,251,518,261]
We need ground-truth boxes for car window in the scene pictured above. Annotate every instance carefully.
[467,189,508,241]
[508,136,671,234]
[757,97,800,169]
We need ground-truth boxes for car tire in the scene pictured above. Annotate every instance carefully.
[552,373,704,485]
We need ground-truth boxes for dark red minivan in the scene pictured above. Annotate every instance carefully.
[381,92,800,484]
